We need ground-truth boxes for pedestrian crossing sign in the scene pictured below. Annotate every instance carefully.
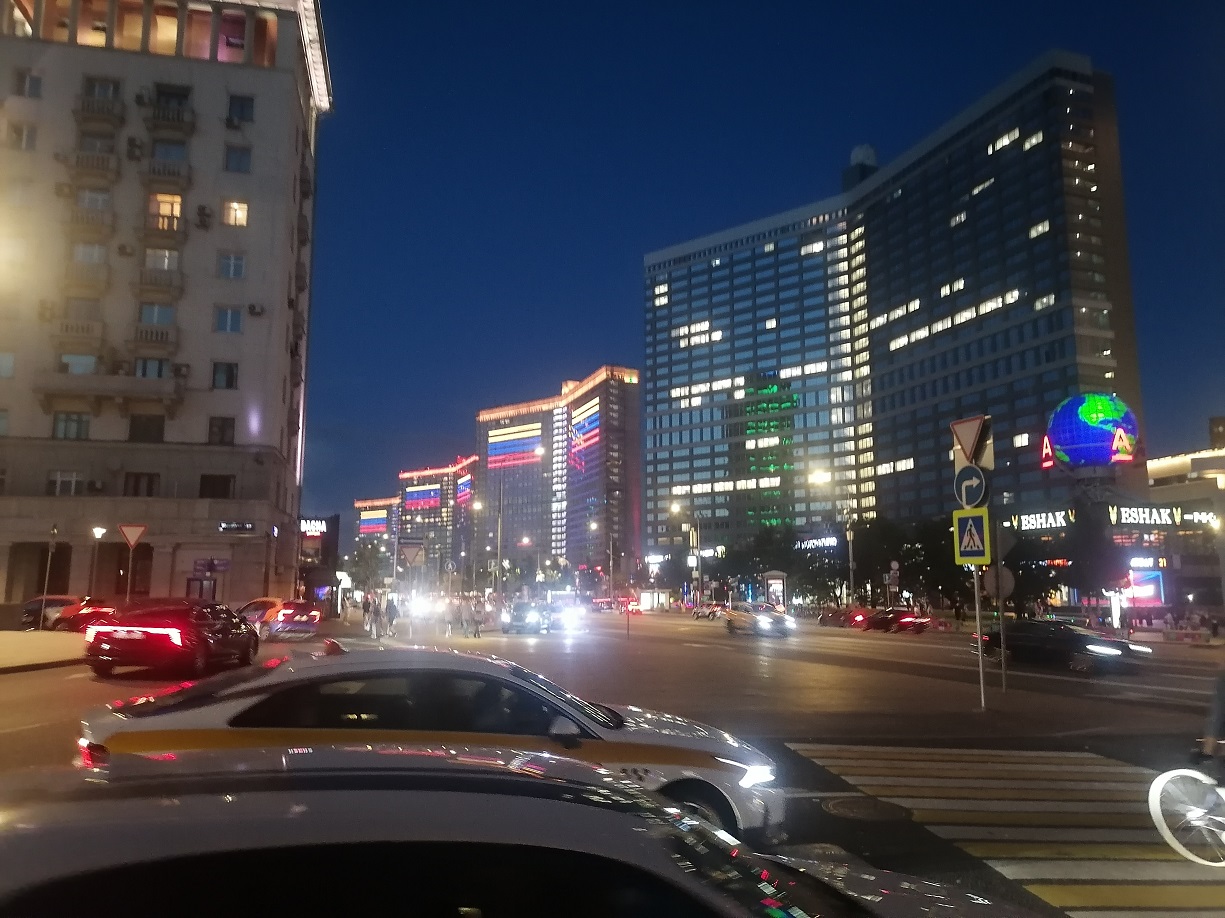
[952,507,991,565]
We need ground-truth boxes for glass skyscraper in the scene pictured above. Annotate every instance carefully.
[642,51,1142,558]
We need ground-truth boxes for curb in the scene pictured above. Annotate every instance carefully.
[0,657,84,676]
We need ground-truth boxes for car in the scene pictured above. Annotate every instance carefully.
[84,599,259,678]
[19,595,92,631]
[723,601,797,636]
[861,606,931,634]
[973,619,1154,673]
[500,600,551,633]
[235,597,322,641]
[0,745,1040,918]
[547,602,587,632]
[76,646,785,838]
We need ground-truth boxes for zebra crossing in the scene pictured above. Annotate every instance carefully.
[788,742,1225,917]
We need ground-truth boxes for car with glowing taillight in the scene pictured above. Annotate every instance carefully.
[84,599,258,678]
[723,602,797,636]
[235,597,322,641]
[19,595,96,631]
[861,606,931,634]
[973,619,1153,673]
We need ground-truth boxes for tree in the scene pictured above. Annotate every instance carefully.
[349,542,387,594]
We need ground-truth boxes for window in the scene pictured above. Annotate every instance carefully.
[6,123,36,151]
[73,242,107,264]
[223,145,252,173]
[53,412,90,440]
[208,416,236,445]
[139,303,176,325]
[60,354,97,375]
[151,140,187,161]
[0,353,12,377]
[128,414,165,443]
[144,247,179,270]
[13,69,41,98]
[1029,220,1050,239]
[147,193,182,231]
[1012,433,1030,448]
[47,471,85,497]
[82,77,120,99]
[135,357,170,378]
[79,133,114,154]
[199,474,235,499]
[123,472,161,497]
[0,409,7,437]
[222,200,248,226]
[218,252,245,279]
[76,188,111,210]
[227,94,255,123]
[214,306,243,333]
[212,362,238,389]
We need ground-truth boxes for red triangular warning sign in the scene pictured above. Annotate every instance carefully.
[118,524,146,549]
[950,416,986,461]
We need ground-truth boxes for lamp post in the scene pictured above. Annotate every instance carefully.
[38,524,58,631]
[89,527,106,596]
[670,503,704,607]
[809,469,855,607]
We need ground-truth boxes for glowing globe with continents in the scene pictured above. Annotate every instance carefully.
[1045,393,1138,467]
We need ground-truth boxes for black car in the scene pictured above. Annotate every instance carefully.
[500,601,551,634]
[861,607,931,633]
[974,619,1154,672]
[85,599,258,678]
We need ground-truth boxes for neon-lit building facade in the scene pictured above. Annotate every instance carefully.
[398,455,479,582]
[477,366,641,575]
[354,496,399,545]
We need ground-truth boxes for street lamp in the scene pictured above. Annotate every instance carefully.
[89,526,106,596]
[670,502,704,606]
[809,470,855,606]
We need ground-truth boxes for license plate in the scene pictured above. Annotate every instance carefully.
[295,615,308,622]
[112,630,145,639]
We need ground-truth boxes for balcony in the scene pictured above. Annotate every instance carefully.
[33,369,185,417]
[127,323,180,357]
[133,268,185,300]
[299,161,313,198]
[140,158,192,191]
[297,212,311,246]
[291,308,306,341]
[52,318,105,352]
[65,150,120,183]
[137,213,188,247]
[73,95,126,130]
[294,260,309,293]
[63,262,111,298]
[65,206,116,241]
[143,103,196,137]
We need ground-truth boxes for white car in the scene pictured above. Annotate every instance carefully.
[0,745,1040,918]
[77,646,785,838]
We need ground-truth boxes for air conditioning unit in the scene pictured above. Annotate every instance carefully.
[247,303,265,317]
[116,243,134,256]
[54,183,73,198]
[172,362,190,378]
[86,480,105,494]
[224,116,241,130]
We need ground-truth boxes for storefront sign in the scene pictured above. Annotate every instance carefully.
[218,521,255,534]
[795,537,839,550]
[1011,510,1074,532]
[1108,505,1182,526]
[300,518,329,537]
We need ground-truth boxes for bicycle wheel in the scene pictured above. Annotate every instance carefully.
[1148,768,1225,867]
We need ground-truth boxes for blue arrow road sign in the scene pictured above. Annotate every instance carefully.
[954,464,987,509]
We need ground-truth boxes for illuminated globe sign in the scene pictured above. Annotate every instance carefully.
[1041,393,1138,468]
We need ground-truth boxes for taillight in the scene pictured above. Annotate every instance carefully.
[899,617,914,623]
[309,610,321,622]
[165,627,183,646]
[853,614,864,622]
[85,625,101,643]
[87,625,181,645]
[278,608,293,621]
[77,737,109,769]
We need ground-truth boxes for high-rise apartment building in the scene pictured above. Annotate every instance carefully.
[643,51,1141,558]
[476,366,641,576]
[353,495,398,550]
[0,0,330,602]
[397,455,478,588]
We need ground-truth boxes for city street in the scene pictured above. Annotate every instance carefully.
[0,611,1220,915]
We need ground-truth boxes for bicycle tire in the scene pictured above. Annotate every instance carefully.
[1148,768,1225,867]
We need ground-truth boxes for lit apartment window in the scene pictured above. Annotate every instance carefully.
[60,354,97,375]
[135,357,170,378]
[52,412,90,440]
[47,471,85,496]
[0,353,12,377]
[6,123,36,151]
[147,193,182,230]
[212,362,238,389]
[218,252,245,279]
[13,69,41,98]
[222,200,248,226]
[214,306,243,333]
[764,318,777,329]
[139,303,176,325]
[73,242,107,263]
[1029,220,1050,239]
[1023,130,1044,151]
[227,94,255,123]
[144,247,179,270]
[1013,433,1030,448]
[949,211,967,227]
[223,145,252,173]
[208,416,236,445]
[128,414,165,443]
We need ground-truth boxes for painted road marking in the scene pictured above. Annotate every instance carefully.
[0,722,49,735]
[790,742,1222,916]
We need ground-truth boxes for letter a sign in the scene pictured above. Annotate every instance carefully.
[952,508,992,566]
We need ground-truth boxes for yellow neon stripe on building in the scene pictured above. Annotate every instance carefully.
[572,397,599,422]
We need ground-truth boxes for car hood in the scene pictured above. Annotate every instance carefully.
[767,853,1041,917]
[603,704,772,764]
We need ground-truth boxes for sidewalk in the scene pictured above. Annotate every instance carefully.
[0,631,85,675]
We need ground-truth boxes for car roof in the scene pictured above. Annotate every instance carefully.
[251,646,518,685]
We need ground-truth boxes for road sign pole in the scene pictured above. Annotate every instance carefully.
[126,543,133,603]
[995,516,1007,693]
[973,566,985,711]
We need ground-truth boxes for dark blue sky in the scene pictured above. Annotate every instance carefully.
[302,0,1225,519]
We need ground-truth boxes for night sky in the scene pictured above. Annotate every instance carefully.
[302,0,1225,525]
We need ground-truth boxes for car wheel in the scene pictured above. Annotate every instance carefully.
[189,644,208,678]
[237,638,255,667]
[502,627,511,634]
[1069,653,1094,675]
[89,663,112,678]
[913,624,927,635]
[663,783,739,834]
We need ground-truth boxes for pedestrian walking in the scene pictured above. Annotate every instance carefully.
[361,596,371,631]
[385,598,399,638]
[471,598,483,638]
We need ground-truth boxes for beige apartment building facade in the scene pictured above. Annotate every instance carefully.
[0,0,331,603]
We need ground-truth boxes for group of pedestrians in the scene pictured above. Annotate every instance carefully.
[446,597,483,639]
[359,595,401,640]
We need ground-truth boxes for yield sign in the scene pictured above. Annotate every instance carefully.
[118,524,147,549]
[950,415,986,462]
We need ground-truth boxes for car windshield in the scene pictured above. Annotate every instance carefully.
[506,663,622,729]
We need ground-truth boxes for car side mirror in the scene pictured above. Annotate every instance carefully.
[548,715,582,749]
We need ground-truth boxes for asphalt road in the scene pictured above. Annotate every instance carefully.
[0,611,1220,916]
